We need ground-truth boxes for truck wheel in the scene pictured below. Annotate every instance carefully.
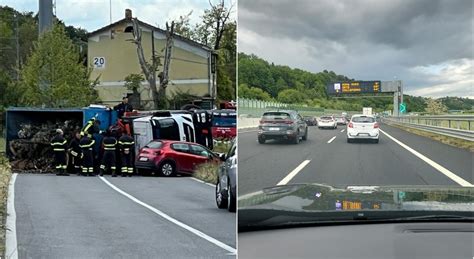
[258,137,265,144]
[347,138,352,143]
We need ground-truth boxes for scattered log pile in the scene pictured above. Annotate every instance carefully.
[9,120,82,173]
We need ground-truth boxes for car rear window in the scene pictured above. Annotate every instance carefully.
[352,116,375,123]
[262,112,291,120]
[320,116,333,120]
[145,141,163,149]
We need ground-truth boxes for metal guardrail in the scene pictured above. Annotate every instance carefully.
[383,116,474,141]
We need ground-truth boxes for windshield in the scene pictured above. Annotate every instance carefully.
[320,116,333,120]
[212,115,237,127]
[352,116,375,123]
[262,112,291,120]
[145,141,163,149]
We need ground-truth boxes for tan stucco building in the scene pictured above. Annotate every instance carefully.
[87,9,215,107]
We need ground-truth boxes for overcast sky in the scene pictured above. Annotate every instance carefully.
[238,0,473,98]
[2,0,235,31]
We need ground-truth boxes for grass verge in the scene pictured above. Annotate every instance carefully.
[193,162,220,185]
[387,122,474,152]
[0,137,5,154]
[213,141,231,154]
[0,154,11,257]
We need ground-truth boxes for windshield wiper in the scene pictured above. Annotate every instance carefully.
[239,209,474,232]
[388,214,474,221]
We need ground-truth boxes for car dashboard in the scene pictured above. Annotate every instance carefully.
[238,222,473,259]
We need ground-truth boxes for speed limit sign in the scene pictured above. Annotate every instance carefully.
[93,57,106,69]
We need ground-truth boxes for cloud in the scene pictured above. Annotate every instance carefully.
[2,0,236,31]
[238,0,473,98]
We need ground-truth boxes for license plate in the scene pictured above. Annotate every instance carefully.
[269,127,279,131]
[358,133,369,136]
[139,157,148,161]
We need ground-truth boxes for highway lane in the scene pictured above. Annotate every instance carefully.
[238,123,473,196]
[12,174,236,258]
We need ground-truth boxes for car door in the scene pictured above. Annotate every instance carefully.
[189,144,214,171]
[169,143,194,172]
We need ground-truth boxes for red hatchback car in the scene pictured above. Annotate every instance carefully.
[135,140,220,176]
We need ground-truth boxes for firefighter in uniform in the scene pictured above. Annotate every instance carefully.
[100,130,118,177]
[118,132,135,177]
[50,129,69,176]
[79,134,95,176]
[81,117,102,137]
[68,131,82,175]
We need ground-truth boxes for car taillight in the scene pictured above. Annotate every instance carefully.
[283,120,294,124]
[374,123,379,128]
[348,122,353,128]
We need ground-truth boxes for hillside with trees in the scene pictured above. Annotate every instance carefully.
[238,53,473,113]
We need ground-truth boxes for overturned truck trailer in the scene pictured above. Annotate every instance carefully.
[5,106,117,172]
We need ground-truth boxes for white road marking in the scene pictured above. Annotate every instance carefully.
[380,129,473,187]
[6,173,18,259]
[340,129,345,132]
[190,177,215,187]
[99,177,236,254]
[327,136,337,143]
[277,160,311,185]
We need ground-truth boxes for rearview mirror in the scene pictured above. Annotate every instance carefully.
[219,153,226,161]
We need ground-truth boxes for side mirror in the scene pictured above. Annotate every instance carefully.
[219,153,226,161]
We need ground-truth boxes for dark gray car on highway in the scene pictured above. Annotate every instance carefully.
[257,110,308,144]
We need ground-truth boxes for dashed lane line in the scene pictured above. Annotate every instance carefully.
[277,160,311,185]
[327,136,337,143]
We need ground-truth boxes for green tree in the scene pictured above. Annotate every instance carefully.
[277,89,305,104]
[425,98,448,115]
[124,73,144,109]
[238,84,272,101]
[18,24,98,107]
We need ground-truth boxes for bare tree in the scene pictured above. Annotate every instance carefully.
[130,18,160,109]
[208,0,234,50]
[130,18,175,109]
[158,21,175,103]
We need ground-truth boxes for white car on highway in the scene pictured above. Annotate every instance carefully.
[318,116,337,129]
[347,114,379,143]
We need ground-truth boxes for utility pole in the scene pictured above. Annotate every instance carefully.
[14,13,20,81]
[151,30,156,92]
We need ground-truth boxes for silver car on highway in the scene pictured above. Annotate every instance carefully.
[257,110,308,144]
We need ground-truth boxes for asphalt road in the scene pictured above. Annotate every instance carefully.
[12,174,236,258]
[238,123,473,196]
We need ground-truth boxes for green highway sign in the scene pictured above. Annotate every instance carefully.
[399,102,407,113]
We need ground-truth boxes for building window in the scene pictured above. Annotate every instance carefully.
[124,26,133,33]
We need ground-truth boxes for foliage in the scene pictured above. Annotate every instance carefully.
[425,98,448,115]
[124,73,144,91]
[173,1,236,101]
[277,89,306,104]
[239,84,272,101]
[17,24,98,107]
